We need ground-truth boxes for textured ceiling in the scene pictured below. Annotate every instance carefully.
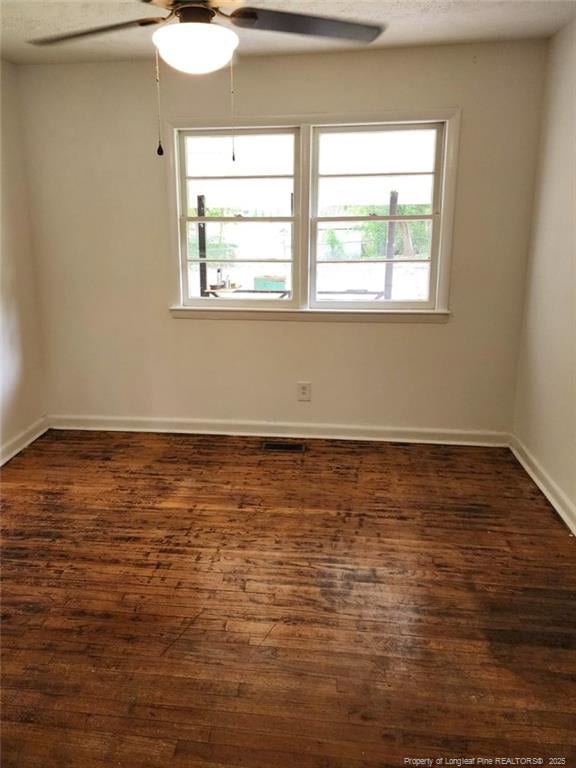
[1,0,575,64]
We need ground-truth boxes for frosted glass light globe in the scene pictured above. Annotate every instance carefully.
[152,23,239,75]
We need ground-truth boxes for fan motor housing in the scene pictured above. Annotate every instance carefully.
[175,5,216,24]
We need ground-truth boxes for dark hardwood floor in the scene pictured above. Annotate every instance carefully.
[1,429,575,767]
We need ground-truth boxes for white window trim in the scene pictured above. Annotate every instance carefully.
[166,109,460,321]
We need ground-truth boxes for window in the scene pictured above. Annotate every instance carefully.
[178,129,298,306]
[175,118,456,316]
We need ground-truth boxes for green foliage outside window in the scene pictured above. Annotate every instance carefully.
[322,204,431,260]
[187,203,431,263]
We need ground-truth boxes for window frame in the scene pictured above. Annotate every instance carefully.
[170,110,460,320]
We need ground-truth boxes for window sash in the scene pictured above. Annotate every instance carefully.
[178,127,300,308]
[309,122,444,310]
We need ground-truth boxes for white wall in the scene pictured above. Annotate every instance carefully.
[16,40,546,438]
[513,20,576,524]
[0,61,45,461]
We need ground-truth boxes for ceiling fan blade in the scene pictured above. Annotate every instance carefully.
[229,7,383,43]
[30,17,166,46]
[140,0,175,9]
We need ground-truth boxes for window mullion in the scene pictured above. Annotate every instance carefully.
[183,216,295,224]
[292,125,310,309]
[307,125,321,310]
[185,174,294,181]
[428,123,445,308]
[318,171,434,179]
[318,258,431,265]
[187,259,294,264]
[314,214,436,223]
[177,130,190,305]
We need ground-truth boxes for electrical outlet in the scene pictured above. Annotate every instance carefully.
[297,382,312,402]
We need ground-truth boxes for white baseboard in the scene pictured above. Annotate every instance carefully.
[48,414,509,447]
[0,416,48,466]
[509,434,576,536]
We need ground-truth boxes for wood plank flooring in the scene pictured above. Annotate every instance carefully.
[1,429,575,767]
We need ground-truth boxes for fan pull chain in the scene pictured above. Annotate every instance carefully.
[155,50,164,157]
[230,57,236,162]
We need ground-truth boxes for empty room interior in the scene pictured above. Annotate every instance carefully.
[1,0,576,764]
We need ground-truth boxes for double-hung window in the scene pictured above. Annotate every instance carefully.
[175,118,455,315]
[311,124,443,310]
[178,128,299,307]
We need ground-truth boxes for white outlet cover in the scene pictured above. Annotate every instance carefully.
[297,382,312,401]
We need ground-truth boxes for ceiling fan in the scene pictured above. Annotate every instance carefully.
[30,1,385,75]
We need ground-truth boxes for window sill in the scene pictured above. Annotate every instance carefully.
[169,306,451,323]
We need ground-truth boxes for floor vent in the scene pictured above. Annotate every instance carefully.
[261,441,308,453]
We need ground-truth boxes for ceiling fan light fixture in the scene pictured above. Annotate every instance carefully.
[152,22,239,75]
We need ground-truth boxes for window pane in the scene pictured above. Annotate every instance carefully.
[185,133,294,177]
[316,262,430,302]
[318,175,433,217]
[188,262,292,300]
[187,222,292,262]
[317,221,432,261]
[187,178,293,217]
[318,129,437,174]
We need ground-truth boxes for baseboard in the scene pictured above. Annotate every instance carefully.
[509,434,576,536]
[0,416,48,466]
[48,414,508,447]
